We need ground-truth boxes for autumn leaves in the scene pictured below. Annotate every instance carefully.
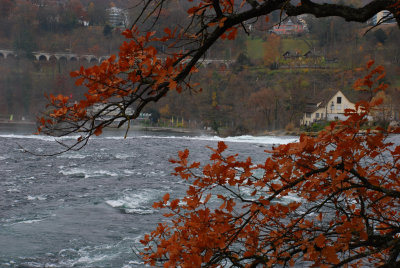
[140,63,400,266]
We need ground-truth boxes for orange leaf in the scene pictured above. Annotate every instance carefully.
[366,60,375,69]
[169,80,177,90]
[94,126,103,136]
[314,234,326,248]
[170,199,179,210]
[109,54,116,62]
[70,71,80,77]
[219,17,227,28]
[163,193,170,203]
[217,141,227,153]
[315,234,326,248]
[164,27,171,36]
[203,193,212,204]
[322,246,340,264]
[227,27,238,40]
[75,77,85,86]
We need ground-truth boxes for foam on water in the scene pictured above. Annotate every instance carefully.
[4,218,45,226]
[123,260,147,268]
[59,168,118,178]
[0,134,81,142]
[17,219,45,224]
[105,189,160,214]
[115,153,132,159]
[57,153,87,159]
[276,193,302,204]
[58,246,121,267]
[73,252,120,265]
[6,187,20,193]
[3,213,57,226]
[27,195,47,201]
[1,132,298,145]
[11,261,44,268]
[105,134,298,145]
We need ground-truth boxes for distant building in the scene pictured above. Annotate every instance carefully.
[79,19,90,27]
[301,89,400,126]
[270,18,307,35]
[300,90,356,126]
[88,104,151,123]
[371,10,396,25]
[282,50,301,59]
[107,6,129,28]
[30,0,64,7]
[303,50,321,59]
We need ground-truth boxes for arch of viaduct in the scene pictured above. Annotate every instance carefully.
[0,49,232,68]
[0,49,107,63]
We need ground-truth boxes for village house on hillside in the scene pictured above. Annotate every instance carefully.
[300,90,356,126]
[301,90,400,127]
[269,17,308,35]
[107,6,130,28]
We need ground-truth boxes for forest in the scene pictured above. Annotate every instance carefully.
[0,0,400,135]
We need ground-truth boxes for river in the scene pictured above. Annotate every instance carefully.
[0,125,298,267]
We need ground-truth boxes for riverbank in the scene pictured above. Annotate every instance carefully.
[0,120,37,134]
[0,120,35,126]
[256,128,302,137]
[128,125,215,136]
[0,120,302,137]
[0,120,217,136]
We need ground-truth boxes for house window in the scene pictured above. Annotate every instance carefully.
[306,113,311,118]
[316,113,320,118]
[321,113,324,118]
[337,97,342,104]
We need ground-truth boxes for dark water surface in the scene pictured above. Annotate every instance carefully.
[0,125,298,267]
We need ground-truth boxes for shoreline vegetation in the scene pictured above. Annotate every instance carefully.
[0,119,303,137]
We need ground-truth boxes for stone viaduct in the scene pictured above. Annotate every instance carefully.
[0,49,232,68]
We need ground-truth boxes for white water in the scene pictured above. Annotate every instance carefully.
[106,134,299,145]
[1,133,298,145]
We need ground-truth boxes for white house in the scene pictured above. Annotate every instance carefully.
[371,10,396,25]
[300,90,355,126]
[107,6,130,28]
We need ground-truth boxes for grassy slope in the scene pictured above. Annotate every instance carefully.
[281,39,311,54]
[246,37,313,60]
[246,38,264,59]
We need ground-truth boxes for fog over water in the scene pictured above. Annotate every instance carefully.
[0,125,298,267]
